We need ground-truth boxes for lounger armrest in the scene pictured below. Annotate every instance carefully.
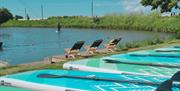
[104,44,109,47]
[65,48,80,54]
[84,45,91,49]
[104,44,116,49]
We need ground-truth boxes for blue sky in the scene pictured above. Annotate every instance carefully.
[0,0,153,18]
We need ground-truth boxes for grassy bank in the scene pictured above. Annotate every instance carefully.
[1,13,180,33]
[0,38,179,76]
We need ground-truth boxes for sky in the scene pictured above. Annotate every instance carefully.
[0,0,158,18]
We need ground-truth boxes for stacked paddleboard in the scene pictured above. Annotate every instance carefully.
[1,46,180,91]
[1,70,179,91]
[64,46,180,77]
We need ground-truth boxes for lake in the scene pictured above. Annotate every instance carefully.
[0,27,175,65]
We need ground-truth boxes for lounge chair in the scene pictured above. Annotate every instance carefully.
[64,41,85,58]
[104,38,121,52]
[84,39,103,54]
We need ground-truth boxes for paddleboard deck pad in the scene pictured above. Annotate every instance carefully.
[63,58,180,77]
[1,70,179,91]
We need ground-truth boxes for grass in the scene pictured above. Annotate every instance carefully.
[0,38,179,76]
[0,61,65,76]
[119,37,165,50]
[1,13,180,33]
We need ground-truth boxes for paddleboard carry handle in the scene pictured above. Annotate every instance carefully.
[103,59,180,68]
[129,54,180,58]
[37,73,180,88]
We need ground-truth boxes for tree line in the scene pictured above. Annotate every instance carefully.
[0,0,179,25]
[0,8,13,24]
[0,8,24,25]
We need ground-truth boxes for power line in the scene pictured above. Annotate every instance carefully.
[18,0,39,18]
[91,0,94,17]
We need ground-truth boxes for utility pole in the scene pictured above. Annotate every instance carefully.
[91,0,94,18]
[41,4,44,20]
[25,8,27,20]
[0,0,1,8]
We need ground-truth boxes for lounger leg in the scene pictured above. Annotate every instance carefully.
[109,48,115,52]
[85,49,93,54]
[49,57,55,64]
[89,51,94,54]
[69,54,76,59]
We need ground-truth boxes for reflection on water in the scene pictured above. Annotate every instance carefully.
[0,27,174,65]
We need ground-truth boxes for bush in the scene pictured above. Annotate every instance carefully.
[119,38,165,50]
[14,15,23,20]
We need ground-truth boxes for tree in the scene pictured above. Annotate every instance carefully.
[0,8,13,24]
[140,0,180,13]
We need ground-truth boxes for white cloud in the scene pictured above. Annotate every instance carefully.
[122,0,151,13]
[122,0,141,12]
[94,2,121,7]
[94,0,151,13]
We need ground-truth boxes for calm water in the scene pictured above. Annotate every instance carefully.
[0,27,174,65]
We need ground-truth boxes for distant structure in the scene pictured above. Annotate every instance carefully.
[27,14,30,20]
[24,8,30,20]
[15,15,23,20]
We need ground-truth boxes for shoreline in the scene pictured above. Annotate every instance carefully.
[0,60,9,67]
[0,26,178,35]
[1,39,179,67]
[1,14,180,33]
[0,39,180,68]
[0,58,51,68]
[0,36,180,76]
[1,23,179,34]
